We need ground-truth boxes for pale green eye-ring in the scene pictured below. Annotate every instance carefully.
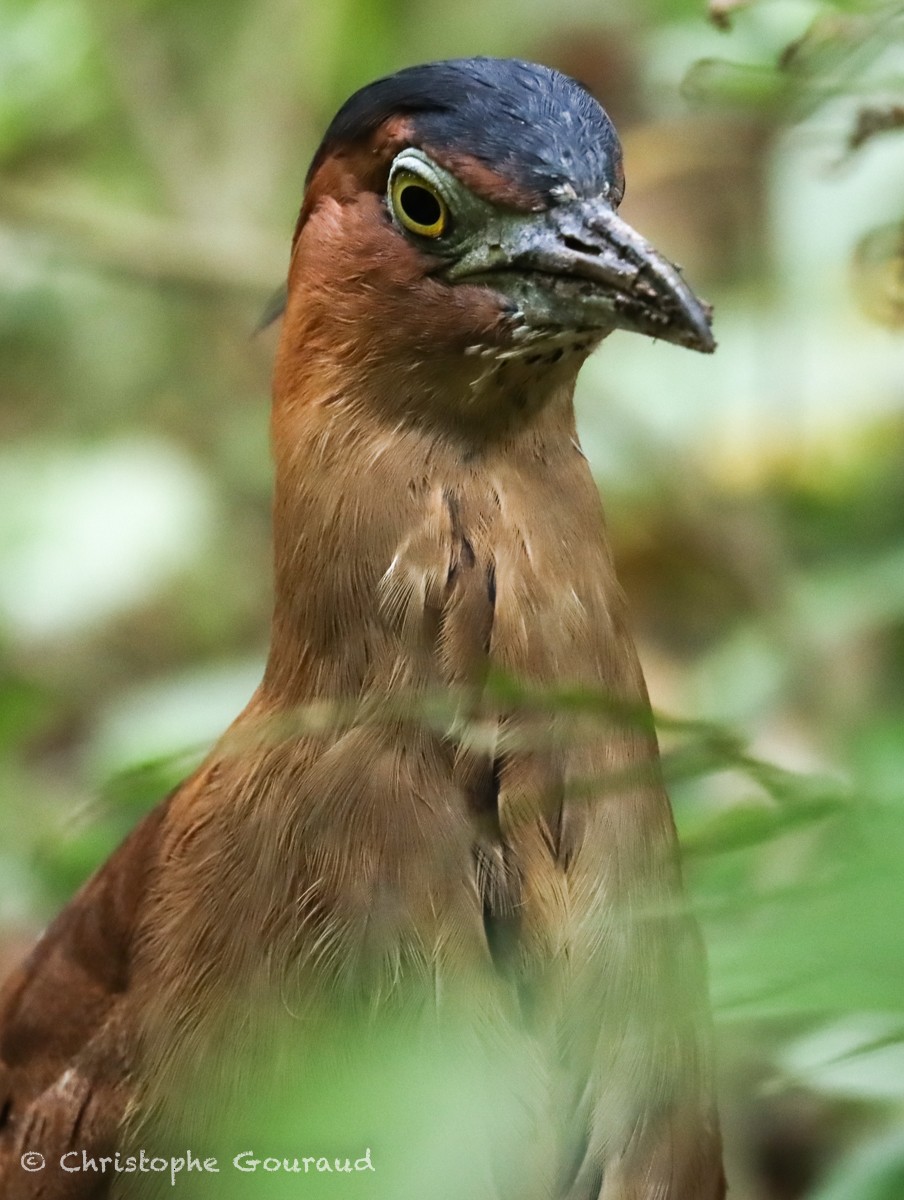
[390,171,449,239]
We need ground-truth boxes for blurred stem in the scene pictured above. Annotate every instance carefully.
[0,177,284,292]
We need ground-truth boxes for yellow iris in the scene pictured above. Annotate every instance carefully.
[390,172,449,238]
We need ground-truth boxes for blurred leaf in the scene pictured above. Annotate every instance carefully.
[0,0,98,163]
[811,1130,904,1200]
[682,56,789,108]
[682,792,840,856]
[33,751,192,904]
[708,0,756,32]
[782,1015,904,1099]
[847,103,904,152]
[0,439,214,640]
[0,673,53,748]
[852,221,904,330]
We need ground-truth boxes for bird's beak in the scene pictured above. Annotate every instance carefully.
[446,197,715,354]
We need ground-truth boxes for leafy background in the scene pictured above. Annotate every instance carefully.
[1,0,903,1196]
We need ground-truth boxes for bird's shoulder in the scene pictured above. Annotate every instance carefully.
[0,795,173,1197]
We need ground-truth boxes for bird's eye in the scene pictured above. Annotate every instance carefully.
[390,172,449,239]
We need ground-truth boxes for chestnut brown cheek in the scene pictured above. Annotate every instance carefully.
[394,277,511,356]
[296,201,511,363]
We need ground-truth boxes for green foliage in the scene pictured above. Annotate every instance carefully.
[2,0,903,1196]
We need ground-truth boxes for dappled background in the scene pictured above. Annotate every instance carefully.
[2,0,904,1196]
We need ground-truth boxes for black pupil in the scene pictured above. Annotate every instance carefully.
[400,184,442,229]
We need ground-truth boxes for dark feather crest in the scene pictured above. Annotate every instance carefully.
[307,57,624,201]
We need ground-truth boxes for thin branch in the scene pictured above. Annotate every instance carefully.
[0,178,285,294]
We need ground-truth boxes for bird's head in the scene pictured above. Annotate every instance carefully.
[277,58,713,436]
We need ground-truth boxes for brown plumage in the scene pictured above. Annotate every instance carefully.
[0,58,725,1199]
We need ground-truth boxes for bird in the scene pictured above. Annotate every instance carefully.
[0,57,725,1199]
